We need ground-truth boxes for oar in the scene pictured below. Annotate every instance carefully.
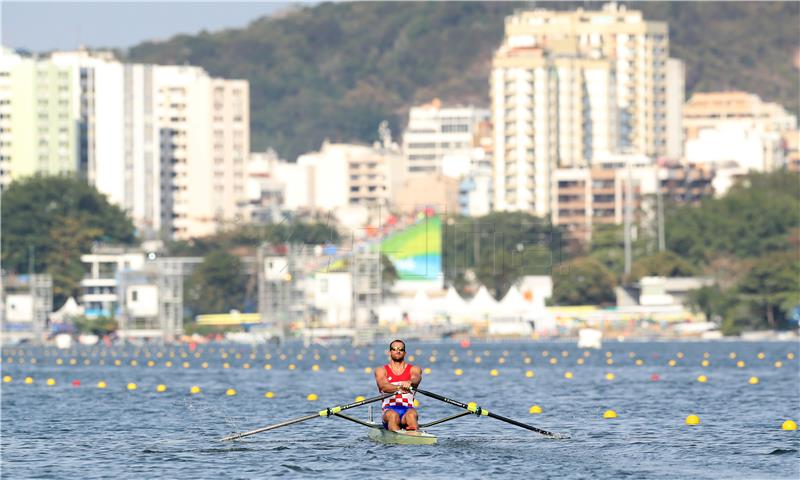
[415,388,569,439]
[220,392,394,441]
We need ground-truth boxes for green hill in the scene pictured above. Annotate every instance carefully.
[125,2,800,160]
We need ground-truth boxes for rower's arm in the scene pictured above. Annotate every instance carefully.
[374,367,403,393]
[409,365,422,389]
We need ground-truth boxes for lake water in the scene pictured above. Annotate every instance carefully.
[1,340,798,479]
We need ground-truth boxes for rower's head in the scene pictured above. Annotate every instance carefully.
[388,339,406,361]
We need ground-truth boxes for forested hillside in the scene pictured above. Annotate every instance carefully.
[126,2,800,160]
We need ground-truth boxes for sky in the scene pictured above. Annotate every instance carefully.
[1,1,308,53]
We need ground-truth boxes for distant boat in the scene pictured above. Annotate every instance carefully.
[577,328,602,349]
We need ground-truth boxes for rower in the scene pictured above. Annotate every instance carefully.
[374,339,422,432]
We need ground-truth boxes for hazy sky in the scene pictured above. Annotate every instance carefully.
[1,2,308,53]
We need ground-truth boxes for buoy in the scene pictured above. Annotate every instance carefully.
[226,388,237,396]
[307,393,319,401]
[364,367,372,374]
[114,360,121,366]
[156,384,167,393]
[24,377,33,384]
[498,358,506,364]
[606,359,614,365]
[549,357,558,365]
[97,381,107,389]
[223,362,230,369]
[635,359,644,366]
[2,375,11,383]
[788,353,795,360]
[757,352,765,360]
[355,395,365,402]
[312,364,320,372]
[289,364,297,370]
[774,361,783,368]
[165,361,173,368]
[685,414,700,425]
[190,386,201,394]
[729,352,737,359]
[130,360,138,367]
[651,373,661,381]
[603,410,617,419]
[703,352,710,358]
[529,405,542,414]
[264,364,272,370]
[489,369,499,377]
[696,375,708,383]
[147,360,155,367]
[524,357,532,364]
[564,371,573,379]
[71,379,80,387]
[454,368,463,376]
[183,362,191,369]
[46,378,56,386]
[701,360,710,367]
[668,360,676,367]
[576,358,585,365]
[748,376,759,385]
[264,391,275,398]
[56,358,63,365]
[475,357,482,364]
[202,362,209,369]
[127,383,137,391]
[736,360,745,368]
[525,370,535,378]
[423,367,432,374]
[337,366,345,373]
[413,399,420,407]
[605,372,615,381]
[676,352,684,359]
[781,420,797,431]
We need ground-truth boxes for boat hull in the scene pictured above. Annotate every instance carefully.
[367,428,437,445]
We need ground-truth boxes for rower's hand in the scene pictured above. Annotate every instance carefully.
[400,382,413,391]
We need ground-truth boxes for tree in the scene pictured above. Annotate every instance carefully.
[1,175,136,307]
[552,257,617,306]
[735,250,800,330]
[185,251,246,316]
[629,251,699,282]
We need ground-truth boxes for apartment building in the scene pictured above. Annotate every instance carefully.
[402,100,490,175]
[501,3,673,158]
[155,66,250,239]
[0,48,79,189]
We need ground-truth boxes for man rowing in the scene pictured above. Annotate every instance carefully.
[374,339,422,431]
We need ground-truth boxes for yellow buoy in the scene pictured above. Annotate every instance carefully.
[46,378,56,386]
[413,399,420,408]
[97,381,107,389]
[130,360,138,367]
[2,375,11,383]
[701,360,710,367]
[127,383,137,391]
[525,370,535,378]
[226,388,237,396]
[156,384,167,393]
[289,364,297,370]
[529,405,542,414]
[423,367,432,374]
[676,352,684,359]
[603,410,617,419]
[668,360,676,367]
[605,372,615,381]
[454,368,463,376]
[311,364,320,372]
[757,352,765,360]
[56,358,63,365]
[364,367,372,374]
[564,371,573,379]
[223,362,230,369]
[635,359,643,366]
[549,357,558,365]
[748,376,759,385]
[736,360,745,368]
[577,358,585,365]
[114,360,121,366]
[774,361,783,368]
[606,359,614,365]
[685,414,700,425]
[183,362,191,369]
[489,369,499,377]
[264,391,274,398]
[524,357,532,364]
[337,366,345,373]
[307,393,318,401]
[165,361,173,368]
[787,353,795,360]
[498,358,506,364]
[729,352,737,359]
[475,357,482,364]
[147,360,155,367]
[202,362,209,369]
[355,396,365,402]
[190,386,201,394]
[703,352,710,358]
[264,364,272,370]
[696,375,708,383]
[781,420,797,431]
[24,376,33,384]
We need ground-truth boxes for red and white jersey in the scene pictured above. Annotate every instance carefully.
[380,363,415,409]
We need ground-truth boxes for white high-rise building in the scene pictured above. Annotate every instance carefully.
[402,100,489,175]
[154,66,249,239]
[501,3,671,157]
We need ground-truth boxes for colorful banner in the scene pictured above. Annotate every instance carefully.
[380,215,441,281]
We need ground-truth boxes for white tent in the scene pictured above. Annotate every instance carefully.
[468,286,498,319]
[440,286,469,322]
[408,289,434,323]
[50,297,83,324]
[499,285,529,316]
